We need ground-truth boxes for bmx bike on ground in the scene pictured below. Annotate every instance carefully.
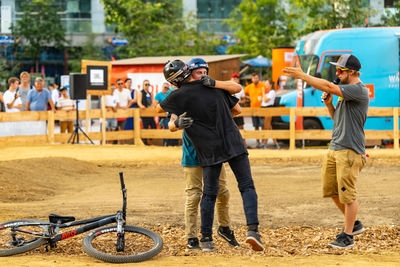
[0,172,163,263]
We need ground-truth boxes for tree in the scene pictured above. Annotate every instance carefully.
[0,58,19,91]
[102,0,221,57]
[380,1,400,26]
[11,0,67,72]
[68,33,107,73]
[289,0,370,35]
[225,0,298,59]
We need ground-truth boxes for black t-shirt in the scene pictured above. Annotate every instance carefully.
[160,80,247,166]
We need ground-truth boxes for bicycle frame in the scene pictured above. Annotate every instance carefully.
[11,172,128,248]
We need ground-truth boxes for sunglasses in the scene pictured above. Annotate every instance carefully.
[144,83,150,86]
[117,82,123,85]
[336,67,350,74]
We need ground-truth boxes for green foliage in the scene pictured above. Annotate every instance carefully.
[102,0,221,57]
[0,58,19,91]
[289,0,370,35]
[225,0,298,58]
[380,1,400,26]
[11,0,66,72]
[68,33,107,73]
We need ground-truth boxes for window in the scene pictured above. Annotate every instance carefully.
[320,55,341,83]
[197,0,241,33]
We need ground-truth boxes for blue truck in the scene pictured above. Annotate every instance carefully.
[275,27,400,142]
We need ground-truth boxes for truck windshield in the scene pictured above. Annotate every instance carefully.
[285,55,319,89]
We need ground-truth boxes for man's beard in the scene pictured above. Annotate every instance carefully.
[340,76,349,84]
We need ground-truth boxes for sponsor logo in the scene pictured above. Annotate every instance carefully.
[388,72,399,88]
[61,229,77,240]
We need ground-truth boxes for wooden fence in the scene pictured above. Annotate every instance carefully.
[0,107,399,150]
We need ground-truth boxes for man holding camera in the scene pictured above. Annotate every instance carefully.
[3,77,22,113]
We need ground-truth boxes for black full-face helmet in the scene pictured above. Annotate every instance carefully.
[163,59,191,87]
[186,57,209,74]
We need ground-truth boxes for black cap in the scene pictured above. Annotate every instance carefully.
[330,54,361,71]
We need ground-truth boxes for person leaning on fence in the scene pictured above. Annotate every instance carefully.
[56,87,76,134]
[137,79,156,145]
[283,54,369,249]
[154,82,173,146]
[105,90,120,144]
[26,77,55,112]
[18,72,34,111]
[158,59,264,252]
[3,77,22,113]
[0,90,5,112]
[244,73,266,148]
[48,83,59,108]
[123,78,137,132]
[261,79,279,149]
[113,78,135,131]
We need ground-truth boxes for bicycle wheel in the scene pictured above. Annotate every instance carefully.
[82,225,163,263]
[0,219,47,256]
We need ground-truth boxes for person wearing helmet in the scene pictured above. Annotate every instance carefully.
[164,58,241,251]
[158,59,264,252]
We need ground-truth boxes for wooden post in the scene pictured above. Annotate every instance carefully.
[289,108,295,150]
[85,94,90,134]
[47,110,55,144]
[134,109,144,146]
[394,108,399,149]
[101,96,106,145]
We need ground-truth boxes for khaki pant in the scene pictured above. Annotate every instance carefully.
[183,165,230,239]
[60,121,73,133]
[322,149,366,204]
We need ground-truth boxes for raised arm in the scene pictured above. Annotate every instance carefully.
[201,75,241,94]
[283,67,343,97]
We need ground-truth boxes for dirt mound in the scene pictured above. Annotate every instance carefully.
[0,158,100,203]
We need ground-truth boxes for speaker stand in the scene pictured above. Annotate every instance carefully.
[68,100,94,144]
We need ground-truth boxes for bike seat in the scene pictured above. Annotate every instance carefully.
[49,214,76,224]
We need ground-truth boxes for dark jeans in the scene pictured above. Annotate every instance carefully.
[142,117,156,145]
[142,117,156,129]
[200,153,259,237]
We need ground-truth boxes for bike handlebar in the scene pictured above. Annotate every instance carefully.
[119,172,126,190]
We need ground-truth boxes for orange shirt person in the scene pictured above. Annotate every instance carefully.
[244,73,267,148]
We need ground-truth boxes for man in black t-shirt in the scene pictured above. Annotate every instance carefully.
[157,59,264,252]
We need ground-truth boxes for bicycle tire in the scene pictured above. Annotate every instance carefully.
[0,219,47,256]
[82,225,163,263]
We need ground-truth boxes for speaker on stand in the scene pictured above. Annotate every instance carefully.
[67,74,94,144]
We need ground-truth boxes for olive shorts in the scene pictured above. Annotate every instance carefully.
[322,149,366,204]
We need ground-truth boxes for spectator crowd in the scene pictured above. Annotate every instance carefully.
[0,71,280,149]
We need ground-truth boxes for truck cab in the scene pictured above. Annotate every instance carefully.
[276,27,400,133]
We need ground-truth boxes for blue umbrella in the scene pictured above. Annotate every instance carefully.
[243,55,272,78]
[243,55,272,67]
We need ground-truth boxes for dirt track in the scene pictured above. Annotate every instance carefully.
[0,145,399,266]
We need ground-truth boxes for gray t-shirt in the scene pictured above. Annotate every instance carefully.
[330,82,369,155]
[18,84,34,111]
